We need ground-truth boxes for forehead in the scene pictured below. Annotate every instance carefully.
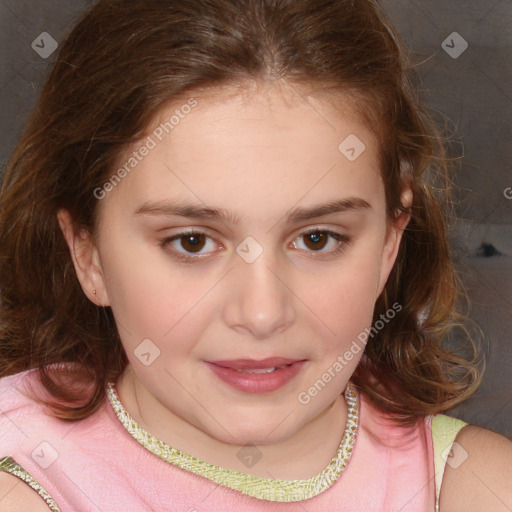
[97,81,384,225]
[152,80,371,144]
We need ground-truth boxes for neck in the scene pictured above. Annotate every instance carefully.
[115,366,349,480]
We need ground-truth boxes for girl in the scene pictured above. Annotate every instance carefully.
[0,0,511,510]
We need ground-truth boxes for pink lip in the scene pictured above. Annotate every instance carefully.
[208,357,302,370]
[205,358,307,393]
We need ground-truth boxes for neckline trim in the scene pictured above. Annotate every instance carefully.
[105,380,359,502]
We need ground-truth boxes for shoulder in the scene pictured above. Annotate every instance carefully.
[0,472,52,511]
[0,368,42,432]
[439,424,512,512]
[0,367,39,405]
[0,371,54,510]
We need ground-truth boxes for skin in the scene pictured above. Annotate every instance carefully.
[439,426,512,511]
[11,80,500,511]
[59,81,412,479]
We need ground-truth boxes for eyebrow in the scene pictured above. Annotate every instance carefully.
[134,197,372,224]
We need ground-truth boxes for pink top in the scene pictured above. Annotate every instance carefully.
[0,367,436,511]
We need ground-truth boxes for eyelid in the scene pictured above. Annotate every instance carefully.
[161,229,221,263]
[160,225,351,262]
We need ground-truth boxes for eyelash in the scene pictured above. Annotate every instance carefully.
[159,228,351,263]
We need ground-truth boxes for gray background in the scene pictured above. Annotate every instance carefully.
[0,1,511,437]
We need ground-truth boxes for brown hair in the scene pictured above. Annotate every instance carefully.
[0,0,482,424]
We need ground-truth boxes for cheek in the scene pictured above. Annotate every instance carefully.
[99,235,207,344]
[303,247,382,344]
[99,215,385,361]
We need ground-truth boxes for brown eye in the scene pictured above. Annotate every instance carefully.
[160,231,217,262]
[179,233,207,253]
[291,229,350,256]
[302,231,329,251]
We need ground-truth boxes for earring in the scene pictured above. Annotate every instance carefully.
[92,288,97,296]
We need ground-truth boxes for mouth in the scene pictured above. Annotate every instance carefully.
[207,357,303,370]
[233,366,288,374]
[204,357,307,393]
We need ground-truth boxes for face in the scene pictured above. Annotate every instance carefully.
[60,82,410,447]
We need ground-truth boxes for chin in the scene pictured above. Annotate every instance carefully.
[224,431,289,447]
[209,414,305,447]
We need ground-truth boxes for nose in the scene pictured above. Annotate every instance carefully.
[223,245,296,340]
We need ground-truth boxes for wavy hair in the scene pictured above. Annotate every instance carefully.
[0,0,482,424]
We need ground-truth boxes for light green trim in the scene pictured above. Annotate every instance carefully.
[431,415,468,512]
[106,381,359,502]
[0,456,61,512]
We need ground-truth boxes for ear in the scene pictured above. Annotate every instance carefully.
[57,208,111,306]
[375,185,413,299]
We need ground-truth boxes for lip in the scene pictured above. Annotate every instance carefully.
[205,358,307,393]
[207,357,303,370]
